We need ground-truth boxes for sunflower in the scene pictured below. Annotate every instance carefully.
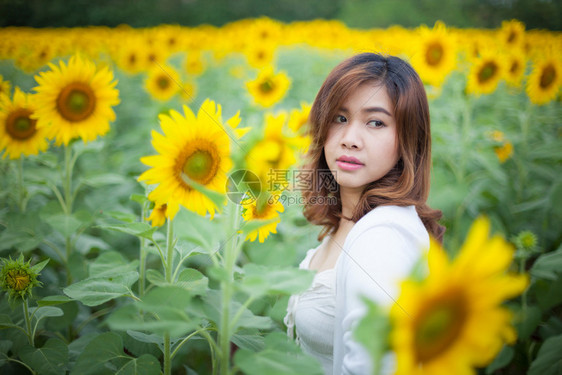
[500,20,526,49]
[245,112,298,190]
[494,142,514,163]
[138,99,240,220]
[504,50,527,88]
[146,202,167,227]
[32,54,120,146]
[0,75,11,97]
[390,216,528,375]
[179,80,198,104]
[184,50,206,76]
[288,102,311,133]
[115,37,145,75]
[0,88,49,159]
[246,66,291,108]
[466,49,506,96]
[241,192,285,243]
[244,43,276,69]
[410,21,457,88]
[144,65,181,101]
[526,52,562,105]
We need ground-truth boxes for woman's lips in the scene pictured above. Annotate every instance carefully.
[336,160,364,171]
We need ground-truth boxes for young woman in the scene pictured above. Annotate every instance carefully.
[284,53,444,374]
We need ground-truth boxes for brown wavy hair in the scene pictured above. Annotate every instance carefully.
[302,53,445,242]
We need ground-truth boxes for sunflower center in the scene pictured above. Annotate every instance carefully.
[507,31,516,43]
[510,61,520,74]
[158,75,171,90]
[414,293,467,363]
[7,269,31,291]
[478,61,498,83]
[56,82,96,122]
[259,78,275,93]
[426,43,444,66]
[129,53,137,65]
[181,145,220,185]
[539,64,556,89]
[6,109,37,140]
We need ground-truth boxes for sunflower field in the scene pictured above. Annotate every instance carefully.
[0,18,561,375]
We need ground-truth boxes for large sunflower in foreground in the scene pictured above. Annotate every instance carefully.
[410,21,457,88]
[390,216,528,375]
[526,53,561,105]
[0,88,49,159]
[246,66,291,108]
[241,192,284,243]
[32,54,120,146]
[138,99,240,220]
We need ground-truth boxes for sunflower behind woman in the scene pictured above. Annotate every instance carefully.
[466,49,507,96]
[390,217,528,375]
[138,99,241,220]
[526,49,562,105]
[246,66,291,108]
[0,88,49,159]
[32,54,120,146]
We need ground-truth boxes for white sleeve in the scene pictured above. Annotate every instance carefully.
[339,225,421,375]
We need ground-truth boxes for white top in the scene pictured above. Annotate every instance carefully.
[285,205,429,375]
[285,236,335,374]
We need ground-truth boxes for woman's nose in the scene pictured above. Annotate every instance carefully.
[340,121,362,149]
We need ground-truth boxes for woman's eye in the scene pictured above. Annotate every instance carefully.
[334,115,347,124]
[367,120,385,128]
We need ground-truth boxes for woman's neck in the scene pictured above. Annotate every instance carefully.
[339,186,362,219]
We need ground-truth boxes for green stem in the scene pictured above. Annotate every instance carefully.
[64,145,73,214]
[163,333,171,375]
[163,218,175,375]
[520,257,528,315]
[23,298,34,347]
[139,202,148,298]
[5,358,37,375]
[17,157,26,212]
[219,204,242,375]
[199,329,218,375]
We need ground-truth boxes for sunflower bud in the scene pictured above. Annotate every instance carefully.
[0,255,47,300]
[513,230,538,253]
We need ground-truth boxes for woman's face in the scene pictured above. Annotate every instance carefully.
[324,82,399,195]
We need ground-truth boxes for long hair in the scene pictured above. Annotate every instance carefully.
[302,52,445,242]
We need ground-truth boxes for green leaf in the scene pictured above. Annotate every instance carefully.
[81,173,127,188]
[486,345,514,374]
[32,306,64,323]
[104,210,138,223]
[63,271,139,306]
[107,286,200,338]
[146,269,166,286]
[97,222,157,240]
[0,340,12,354]
[232,329,266,352]
[0,314,18,330]
[89,251,139,278]
[37,295,73,307]
[30,258,50,273]
[233,332,323,375]
[173,209,221,252]
[531,247,562,281]
[353,298,391,375]
[239,264,314,298]
[202,290,272,331]
[19,338,68,375]
[175,240,206,260]
[71,332,160,375]
[181,174,226,209]
[176,268,208,296]
[535,277,562,312]
[126,330,163,346]
[515,306,542,340]
[45,213,83,237]
[130,194,149,205]
[528,334,562,375]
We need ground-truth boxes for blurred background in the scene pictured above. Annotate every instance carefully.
[1,0,561,30]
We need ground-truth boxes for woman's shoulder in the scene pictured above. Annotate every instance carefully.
[344,205,429,253]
